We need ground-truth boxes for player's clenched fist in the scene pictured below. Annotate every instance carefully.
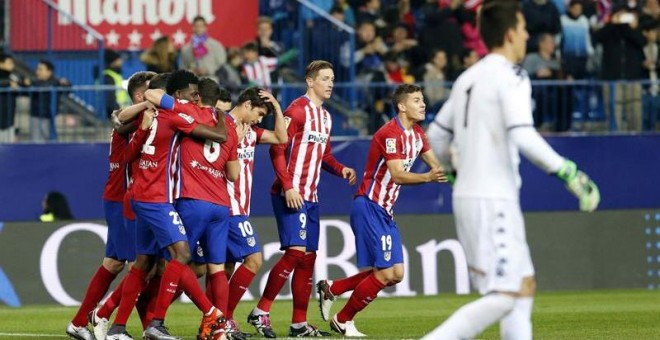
[426,167,447,183]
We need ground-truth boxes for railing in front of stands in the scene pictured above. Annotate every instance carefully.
[6,0,105,87]
[296,0,357,110]
[0,80,657,143]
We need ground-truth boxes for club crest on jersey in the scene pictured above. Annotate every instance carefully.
[247,237,256,247]
[284,116,292,128]
[384,251,391,262]
[178,224,186,235]
[299,230,307,240]
[386,138,396,154]
[178,113,195,124]
[415,139,422,151]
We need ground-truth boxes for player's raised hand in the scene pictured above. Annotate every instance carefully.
[236,123,249,141]
[342,167,357,185]
[427,167,447,183]
[285,188,304,210]
[140,109,155,130]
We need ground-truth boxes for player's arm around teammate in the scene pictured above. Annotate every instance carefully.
[144,87,228,144]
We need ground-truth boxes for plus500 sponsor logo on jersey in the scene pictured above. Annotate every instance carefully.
[237,147,255,161]
[306,131,329,144]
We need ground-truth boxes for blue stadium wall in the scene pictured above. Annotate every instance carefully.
[0,135,658,222]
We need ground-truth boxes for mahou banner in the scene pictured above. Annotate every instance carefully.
[10,0,258,51]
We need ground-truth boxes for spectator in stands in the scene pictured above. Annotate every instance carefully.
[384,52,414,83]
[0,54,20,143]
[640,0,660,27]
[102,49,129,118]
[335,0,357,26]
[642,20,660,130]
[140,36,177,73]
[241,42,297,90]
[419,0,464,72]
[459,8,488,58]
[388,23,425,70]
[422,49,449,112]
[358,0,388,29]
[181,16,227,82]
[561,0,594,79]
[356,20,389,77]
[595,4,645,131]
[448,48,479,80]
[524,33,573,131]
[30,60,70,142]
[256,16,284,58]
[216,48,245,97]
[523,0,562,52]
[40,191,74,222]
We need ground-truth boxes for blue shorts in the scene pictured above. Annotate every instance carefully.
[176,199,230,264]
[103,200,136,262]
[132,201,188,256]
[271,195,320,251]
[226,215,262,263]
[351,196,403,269]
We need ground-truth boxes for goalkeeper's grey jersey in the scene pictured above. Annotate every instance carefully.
[434,54,539,200]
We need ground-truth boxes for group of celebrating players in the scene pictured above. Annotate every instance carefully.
[65,1,602,340]
[65,58,446,340]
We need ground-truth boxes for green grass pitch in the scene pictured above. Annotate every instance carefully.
[1,289,659,339]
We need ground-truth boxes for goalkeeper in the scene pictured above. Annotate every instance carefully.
[423,10,599,336]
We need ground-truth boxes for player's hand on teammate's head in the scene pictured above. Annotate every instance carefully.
[342,167,357,185]
[285,188,304,210]
[141,109,155,130]
[427,167,447,183]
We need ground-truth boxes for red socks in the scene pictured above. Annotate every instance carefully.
[292,253,316,323]
[136,274,160,329]
[336,274,386,323]
[113,267,148,326]
[153,260,214,320]
[256,249,305,312]
[72,266,117,327]
[208,271,229,314]
[329,270,372,296]
[226,265,256,319]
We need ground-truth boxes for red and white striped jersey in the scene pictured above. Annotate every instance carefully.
[227,113,264,216]
[242,56,277,90]
[271,96,345,202]
[357,117,430,216]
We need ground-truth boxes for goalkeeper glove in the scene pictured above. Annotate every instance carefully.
[446,171,456,186]
[555,160,600,212]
